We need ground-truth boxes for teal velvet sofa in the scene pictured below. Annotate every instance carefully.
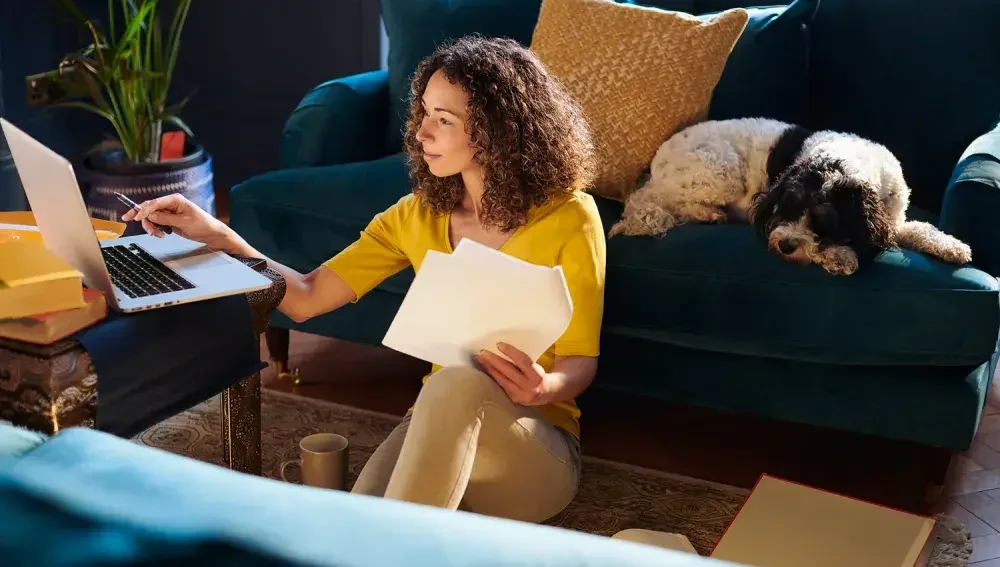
[0,422,738,566]
[230,0,1000,477]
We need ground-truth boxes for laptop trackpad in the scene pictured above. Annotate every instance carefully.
[167,252,234,280]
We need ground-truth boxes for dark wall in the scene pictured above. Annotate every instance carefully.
[0,0,382,212]
[0,34,15,211]
[1,0,107,211]
[171,0,383,211]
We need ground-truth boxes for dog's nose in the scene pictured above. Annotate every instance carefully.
[777,238,796,255]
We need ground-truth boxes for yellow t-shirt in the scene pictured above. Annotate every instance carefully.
[322,190,606,438]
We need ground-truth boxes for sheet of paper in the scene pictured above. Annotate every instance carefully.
[451,238,552,277]
[382,240,574,368]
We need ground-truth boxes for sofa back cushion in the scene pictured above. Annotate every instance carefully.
[808,0,1000,214]
[530,1,750,201]
[636,0,772,11]
[705,0,818,125]
[380,0,818,156]
[380,0,544,153]
[635,1,818,126]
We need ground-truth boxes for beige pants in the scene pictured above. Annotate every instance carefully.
[351,365,582,522]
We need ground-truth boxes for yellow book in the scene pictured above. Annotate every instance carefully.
[711,475,935,567]
[0,288,106,344]
[0,211,125,244]
[0,241,85,320]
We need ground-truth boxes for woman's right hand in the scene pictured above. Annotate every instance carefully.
[122,193,234,251]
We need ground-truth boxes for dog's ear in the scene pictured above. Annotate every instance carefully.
[829,177,894,262]
[748,184,778,237]
[862,186,895,251]
[750,163,812,236]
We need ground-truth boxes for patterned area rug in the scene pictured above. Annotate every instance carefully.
[133,389,972,564]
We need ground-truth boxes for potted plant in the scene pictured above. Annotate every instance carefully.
[27,0,213,232]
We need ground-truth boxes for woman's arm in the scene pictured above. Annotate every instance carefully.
[126,192,412,323]
[543,355,598,404]
[222,201,412,322]
[476,346,597,407]
[223,233,356,323]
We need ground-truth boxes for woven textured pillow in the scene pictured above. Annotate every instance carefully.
[530,0,749,201]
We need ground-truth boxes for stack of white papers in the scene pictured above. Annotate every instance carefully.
[382,239,574,368]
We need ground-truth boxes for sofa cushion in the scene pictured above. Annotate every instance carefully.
[595,197,1000,367]
[531,1,749,202]
[808,0,1000,215]
[0,422,45,457]
[636,0,775,11]
[380,0,545,153]
[705,0,818,125]
[229,153,415,294]
[633,0,817,126]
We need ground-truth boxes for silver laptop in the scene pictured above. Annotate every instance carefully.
[1,117,272,313]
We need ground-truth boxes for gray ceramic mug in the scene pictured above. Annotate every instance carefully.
[280,433,349,490]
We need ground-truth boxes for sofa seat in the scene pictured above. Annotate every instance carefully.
[232,159,1000,369]
[590,333,993,449]
[594,198,1000,368]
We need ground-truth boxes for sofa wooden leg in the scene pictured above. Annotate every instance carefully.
[923,446,955,509]
[265,326,299,384]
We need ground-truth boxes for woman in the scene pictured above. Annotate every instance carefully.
[124,36,606,523]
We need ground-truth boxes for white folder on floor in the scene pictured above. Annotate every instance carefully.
[382,239,574,368]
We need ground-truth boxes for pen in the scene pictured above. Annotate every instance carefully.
[115,192,172,234]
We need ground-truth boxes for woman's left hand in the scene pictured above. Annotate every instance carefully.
[476,343,552,406]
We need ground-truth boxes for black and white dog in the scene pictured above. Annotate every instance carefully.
[608,118,972,275]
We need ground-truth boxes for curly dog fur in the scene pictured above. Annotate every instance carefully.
[609,118,972,275]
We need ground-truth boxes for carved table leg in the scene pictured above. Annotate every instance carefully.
[222,263,284,475]
[221,372,262,475]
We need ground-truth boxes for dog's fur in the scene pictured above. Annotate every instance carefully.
[608,118,972,275]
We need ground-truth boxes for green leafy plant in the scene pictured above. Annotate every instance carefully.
[39,0,194,164]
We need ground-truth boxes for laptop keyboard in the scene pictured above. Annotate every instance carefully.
[102,243,196,298]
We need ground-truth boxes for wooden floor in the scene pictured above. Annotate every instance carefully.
[945,399,1000,565]
[260,330,1000,563]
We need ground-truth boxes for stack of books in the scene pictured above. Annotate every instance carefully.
[0,240,107,344]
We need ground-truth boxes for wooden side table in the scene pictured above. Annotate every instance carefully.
[0,264,285,476]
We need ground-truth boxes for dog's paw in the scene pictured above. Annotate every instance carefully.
[607,220,629,238]
[676,203,726,225]
[940,241,973,265]
[822,261,858,276]
[705,209,728,224]
[607,207,678,238]
[895,221,973,264]
[818,246,859,276]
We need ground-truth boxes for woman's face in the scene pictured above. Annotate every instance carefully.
[415,69,477,178]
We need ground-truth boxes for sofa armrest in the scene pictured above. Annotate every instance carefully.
[939,122,1000,276]
[0,422,46,457]
[282,69,390,168]
[0,427,728,567]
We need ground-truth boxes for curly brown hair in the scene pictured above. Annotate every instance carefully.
[404,35,596,232]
